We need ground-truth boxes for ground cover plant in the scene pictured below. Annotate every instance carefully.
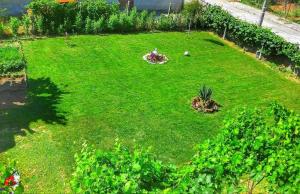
[0,32,300,193]
[0,44,26,76]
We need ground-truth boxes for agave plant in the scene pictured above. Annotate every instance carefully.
[199,85,212,103]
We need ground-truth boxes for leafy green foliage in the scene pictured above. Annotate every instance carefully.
[196,4,300,67]
[177,105,300,193]
[22,15,31,36]
[93,17,105,34]
[108,14,120,32]
[71,141,176,193]
[71,104,300,193]
[27,0,118,35]
[85,17,93,34]
[0,22,4,37]
[9,17,20,37]
[199,85,212,103]
[183,0,204,29]
[0,46,26,75]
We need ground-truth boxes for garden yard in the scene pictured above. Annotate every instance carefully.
[0,31,300,193]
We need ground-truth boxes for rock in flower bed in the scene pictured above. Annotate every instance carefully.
[143,48,168,65]
[192,85,220,113]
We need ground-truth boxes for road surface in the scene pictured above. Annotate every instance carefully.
[196,0,300,45]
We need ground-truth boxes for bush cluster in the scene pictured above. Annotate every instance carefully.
[0,45,26,75]
[71,103,300,193]
[71,141,176,193]
[24,0,187,34]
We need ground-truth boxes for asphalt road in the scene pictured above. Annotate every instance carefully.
[199,0,300,45]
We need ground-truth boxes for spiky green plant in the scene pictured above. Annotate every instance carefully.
[199,85,212,103]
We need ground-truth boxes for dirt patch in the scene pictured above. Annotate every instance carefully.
[192,97,220,113]
[0,76,27,109]
[270,4,298,12]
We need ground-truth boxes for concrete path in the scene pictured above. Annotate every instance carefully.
[197,0,300,45]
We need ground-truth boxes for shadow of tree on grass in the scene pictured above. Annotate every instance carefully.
[0,77,68,153]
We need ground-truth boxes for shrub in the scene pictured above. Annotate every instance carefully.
[145,12,156,31]
[9,17,20,37]
[183,0,204,29]
[74,12,83,33]
[108,14,120,32]
[136,10,148,31]
[177,105,300,193]
[71,141,176,193]
[93,17,105,34]
[35,16,44,35]
[128,7,138,31]
[0,22,4,37]
[85,17,93,34]
[0,46,26,75]
[27,0,118,35]
[118,12,132,32]
[157,16,174,31]
[22,15,31,36]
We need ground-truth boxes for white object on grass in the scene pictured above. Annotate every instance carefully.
[184,51,190,56]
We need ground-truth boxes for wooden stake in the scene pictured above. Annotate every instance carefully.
[188,19,192,34]
[222,26,227,39]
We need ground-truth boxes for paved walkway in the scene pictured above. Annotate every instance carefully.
[196,0,300,45]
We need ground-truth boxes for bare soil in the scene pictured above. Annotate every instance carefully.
[0,76,27,109]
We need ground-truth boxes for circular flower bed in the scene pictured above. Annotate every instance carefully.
[143,49,168,65]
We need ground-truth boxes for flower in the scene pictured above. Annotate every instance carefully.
[4,175,16,186]
[3,171,20,189]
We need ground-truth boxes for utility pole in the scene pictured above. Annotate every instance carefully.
[258,0,268,26]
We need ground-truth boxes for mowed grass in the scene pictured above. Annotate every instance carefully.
[0,32,300,193]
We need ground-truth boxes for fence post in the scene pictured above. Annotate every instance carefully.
[222,26,227,39]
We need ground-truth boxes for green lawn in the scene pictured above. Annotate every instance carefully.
[1,32,300,193]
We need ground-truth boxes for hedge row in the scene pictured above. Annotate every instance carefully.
[199,5,300,68]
